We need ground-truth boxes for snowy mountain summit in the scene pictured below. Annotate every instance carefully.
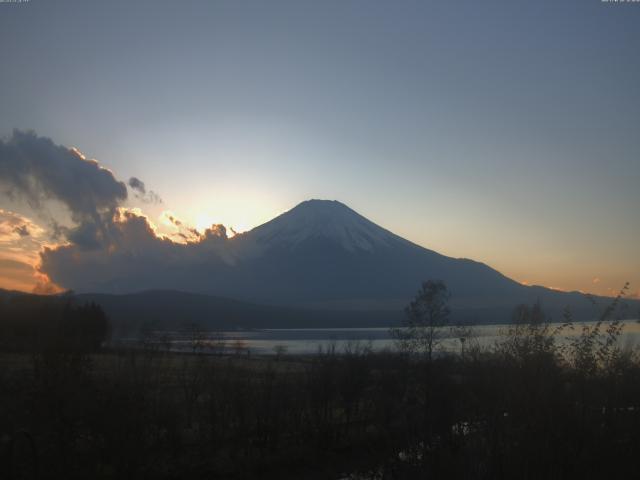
[247,199,402,252]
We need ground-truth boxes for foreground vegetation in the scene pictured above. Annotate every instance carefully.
[1,287,639,479]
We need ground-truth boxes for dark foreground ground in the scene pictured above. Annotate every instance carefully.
[1,329,640,480]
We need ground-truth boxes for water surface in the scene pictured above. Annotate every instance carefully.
[125,320,640,355]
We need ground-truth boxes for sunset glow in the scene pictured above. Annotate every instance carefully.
[0,1,638,301]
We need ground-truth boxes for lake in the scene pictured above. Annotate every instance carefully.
[126,319,640,355]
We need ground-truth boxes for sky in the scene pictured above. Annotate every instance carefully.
[0,0,639,298]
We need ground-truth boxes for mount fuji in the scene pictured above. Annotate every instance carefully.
[66,199,634,325]
[225,199,524,309]
[162,199,621,322]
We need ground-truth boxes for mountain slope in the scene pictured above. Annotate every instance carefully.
[205,199,634,322]
[221,200,523,308]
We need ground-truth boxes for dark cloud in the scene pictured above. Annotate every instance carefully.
[0,131,229,293]
[166,213,182,226]
[13,225,30,237]
[0,129,127,218]
[40,210,234,293]
[202,224,228,241]
[147,192,162,203]
[128,176,162,204]
[0,130,128,248]
[128,177,146,194]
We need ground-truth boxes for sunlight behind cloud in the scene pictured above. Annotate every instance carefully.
[186,192,285,238]
[194,213,217,234]
[0,209,61,293]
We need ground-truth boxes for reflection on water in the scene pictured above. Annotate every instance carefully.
[123,320,640,355]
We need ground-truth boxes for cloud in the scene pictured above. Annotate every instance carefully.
[160,210,201,241]
[14,224,30,237]
[128,176,162,204]
[40,208,234,293]
[0,130,234,294]
[0,131,170,292]
[0,258,33,274]
[0,209,63,293]
[0,209,47,261]
[0,130,128,248]
[32,277,63,295]
[0,258,38,292]
[128,177,146,194]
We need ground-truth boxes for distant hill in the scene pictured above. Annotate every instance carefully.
[2,286,637,337]
[76,290,400,337]
[77,289,640,335]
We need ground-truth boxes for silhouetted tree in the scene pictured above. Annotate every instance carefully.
[570,282,630,375]
[0,295,109,353]
[391,280,451,360]
[496,300,565,364]
[450,322,476,359]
